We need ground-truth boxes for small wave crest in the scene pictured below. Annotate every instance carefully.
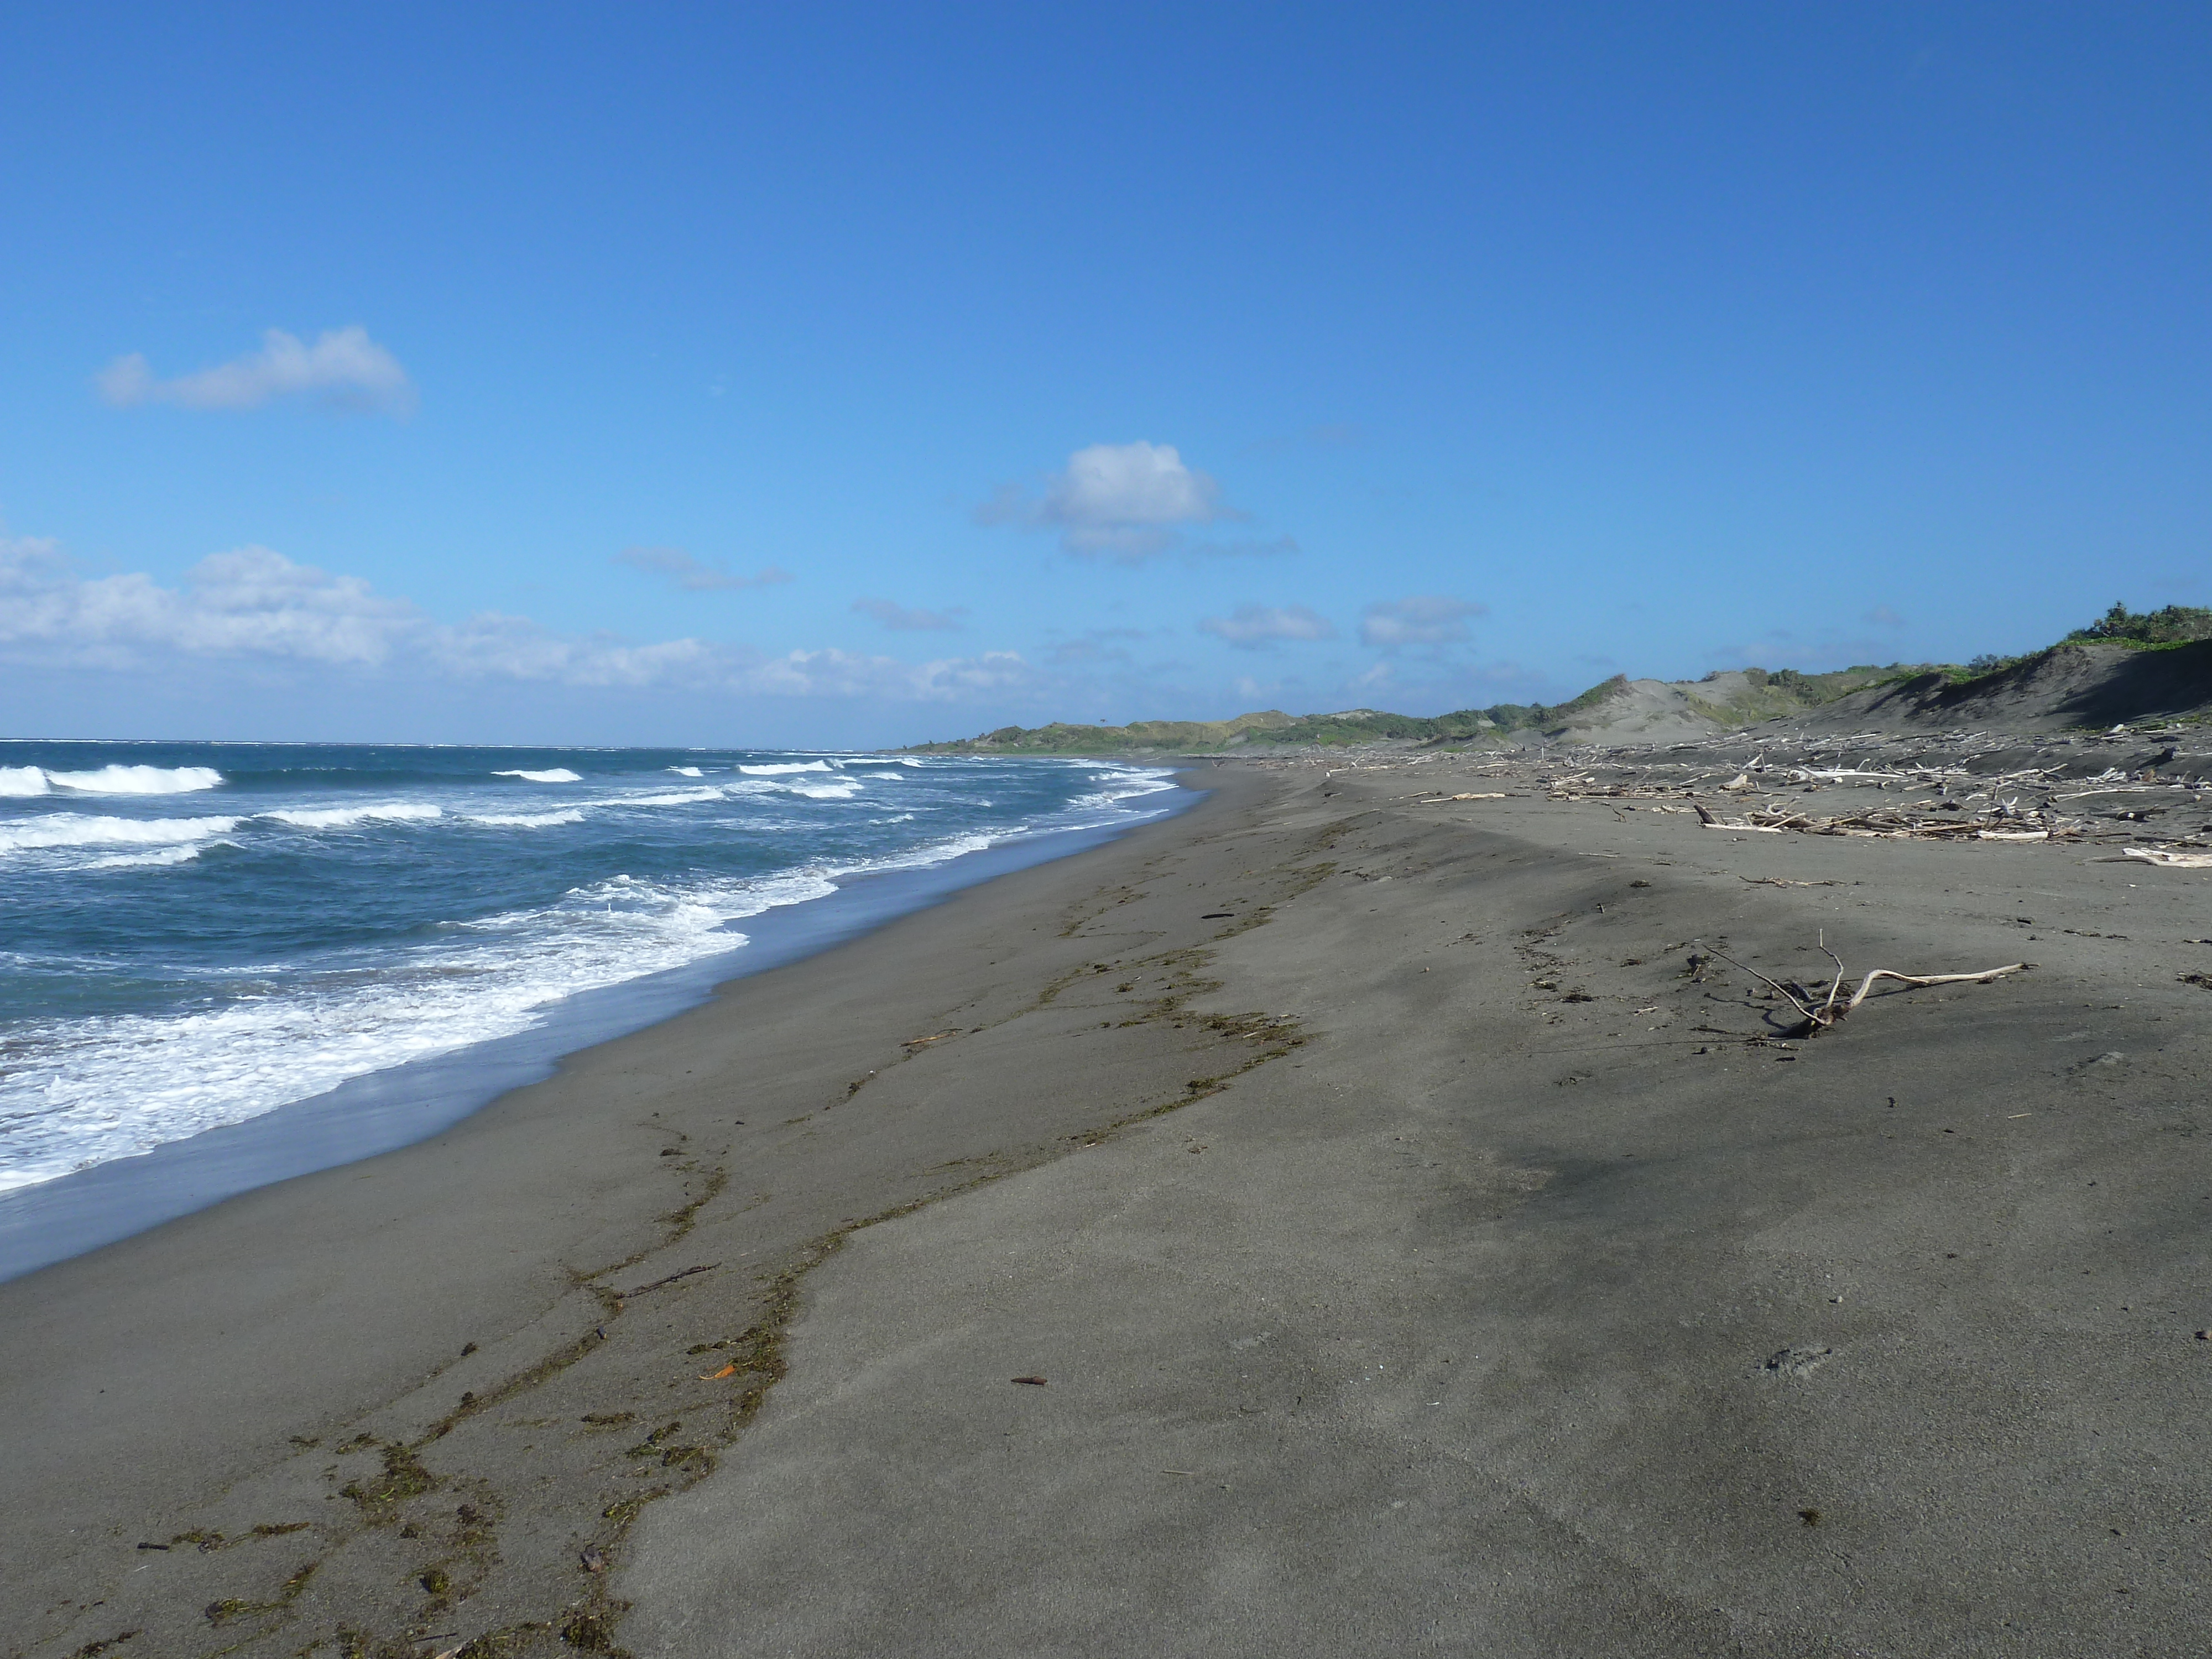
[737,761,831,775]
[493,768,583,783]
[620,787,724,807]
[667,765,706,778]
[466,808,586,828]
[0,813,241,853]
[44,765,224,795]
[265,802,444,829]
[84,843,209,871]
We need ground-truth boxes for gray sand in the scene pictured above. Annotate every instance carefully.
[6,757,2209,1657]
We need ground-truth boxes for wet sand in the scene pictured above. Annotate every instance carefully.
[8,755,2211,1657]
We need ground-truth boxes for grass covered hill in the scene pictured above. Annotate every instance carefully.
[1804,603,2212,735]
[906,605,2212,755]
[905,665,1898,754]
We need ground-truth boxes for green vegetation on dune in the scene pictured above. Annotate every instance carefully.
[1949,602,2212,682]
[1684,665,1900,723]
[2069,602,2212,647]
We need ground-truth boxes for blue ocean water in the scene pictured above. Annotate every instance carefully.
[0,742,1177,1194]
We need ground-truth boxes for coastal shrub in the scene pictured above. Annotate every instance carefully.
[2069,602,2212,646]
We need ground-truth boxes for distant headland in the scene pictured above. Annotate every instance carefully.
[904,604,2212,754]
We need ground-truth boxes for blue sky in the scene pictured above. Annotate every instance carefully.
[3,3,2207,745]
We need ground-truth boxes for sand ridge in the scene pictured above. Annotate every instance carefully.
[625,752,2211,1657]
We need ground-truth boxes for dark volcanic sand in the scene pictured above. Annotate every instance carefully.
[6,752,2210,1658]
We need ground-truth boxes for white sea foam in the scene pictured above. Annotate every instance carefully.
[862,771,907,780]
[855,829,995,871]
[0,748,1190,1196]
[466,808,586,828]
[264,802,445,829]
[667,765,706,778]
[493,768,583,783]
[0,766,51,796]
[82,843,207,870]
[620,787,724,807]
[0,866,839,1192]
[0,813,241,853]
[46,765,224,795]
[1068,768,1180,814]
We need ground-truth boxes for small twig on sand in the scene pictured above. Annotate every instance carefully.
[618,1262,719,1297]
[1700,944,1824,1025]
[1816,936,1846,1025]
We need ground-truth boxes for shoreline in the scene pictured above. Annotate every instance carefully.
[0,782,1197,1281]
[1,763,1282,1657]
[8,751,2210,1657]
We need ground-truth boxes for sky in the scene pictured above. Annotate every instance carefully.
[2,2,2208,747]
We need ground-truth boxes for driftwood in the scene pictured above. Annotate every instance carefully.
[1700,942,2028,1035]
[1693,803,1782,833]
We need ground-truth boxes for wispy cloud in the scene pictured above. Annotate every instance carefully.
[1360,594,1485,648]
[96,326,417,416]
[1187,535,1300,559]
[978,441,1237,561]
[1198,603,1337,649]
[1864,604,1906,627]
[1708,628,1895,673]
[0,535,1031,702]
[615,547,793,592]
[852,597,964,632]
[1040,627,1147,666]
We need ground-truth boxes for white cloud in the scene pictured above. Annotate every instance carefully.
[1360,594,1486,648]
[978,441,1233,561]
[745,648,1037,700]
[852,597,964,632]
[1198,603,1337,649]
[0,538,421,666]
[0,536,1035,702]
[615,547,793,592]
[97,327,417,416]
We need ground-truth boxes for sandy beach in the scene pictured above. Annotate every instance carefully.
[7,753,2210,1658]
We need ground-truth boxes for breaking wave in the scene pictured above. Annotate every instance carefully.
[0,813,241,854]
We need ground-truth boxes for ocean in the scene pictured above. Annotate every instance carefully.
[0,741,1181,1207]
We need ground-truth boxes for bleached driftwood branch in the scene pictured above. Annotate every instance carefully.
[1699,941,2029,1035]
